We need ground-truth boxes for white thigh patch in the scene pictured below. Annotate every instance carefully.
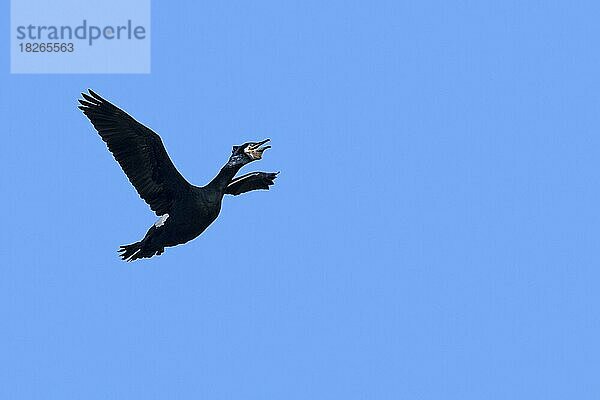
[155,214,169,228]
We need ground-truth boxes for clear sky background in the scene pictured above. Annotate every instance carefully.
[1,1,599,399]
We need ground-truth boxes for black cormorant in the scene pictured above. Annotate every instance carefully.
[78,89,278,261]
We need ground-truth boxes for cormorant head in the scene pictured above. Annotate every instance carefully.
[228,139,271,166]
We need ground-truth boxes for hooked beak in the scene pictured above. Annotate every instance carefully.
[245,138,271,160]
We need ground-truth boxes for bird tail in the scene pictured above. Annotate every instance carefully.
[118,240,164,262]
[118,241,144,261]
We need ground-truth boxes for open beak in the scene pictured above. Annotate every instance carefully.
[246,138,271,160]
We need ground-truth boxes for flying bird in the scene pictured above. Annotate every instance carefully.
[78,89,278,261]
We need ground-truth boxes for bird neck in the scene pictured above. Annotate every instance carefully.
[207,162,243,191]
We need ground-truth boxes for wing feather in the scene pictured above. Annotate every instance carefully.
[79,89,191,215]
[225,172,278,196]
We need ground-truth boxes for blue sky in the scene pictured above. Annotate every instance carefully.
[1,1,599,398]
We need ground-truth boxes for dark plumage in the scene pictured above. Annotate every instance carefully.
[79,89,278,261]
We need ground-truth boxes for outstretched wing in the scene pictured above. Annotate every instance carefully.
[79,89,191,216]
[225,172,278,196]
